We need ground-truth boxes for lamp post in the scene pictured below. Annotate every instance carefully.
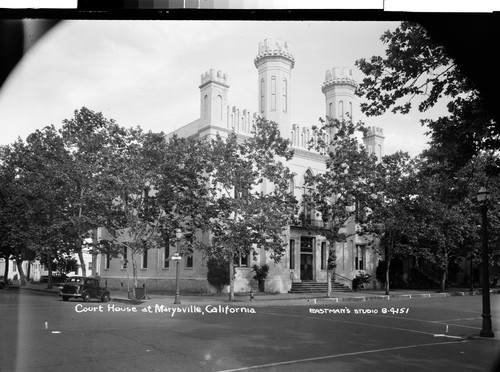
[173,228,183,305]
[477,187,494,338]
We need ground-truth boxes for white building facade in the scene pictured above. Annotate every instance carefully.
[98,38,385,294]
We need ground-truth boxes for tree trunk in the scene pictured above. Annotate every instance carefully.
[91,228,99,276]
[131,252,138,299]
[76,238,86,277]
[26,260,32,282]
[76,188,86,277]
[3,255,9,282]
[47,250,53,289]
[16,260,27,286]
[440,250,448,293]
[327,269,332,297]
[92,254,98,276]
[384,258,391,295]
[229,253,235,302]
[440,272,446,293]
[384,239,393,296]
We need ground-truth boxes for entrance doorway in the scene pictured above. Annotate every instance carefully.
[300,236,314,281]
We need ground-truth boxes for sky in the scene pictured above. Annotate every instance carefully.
[0,20,448,156]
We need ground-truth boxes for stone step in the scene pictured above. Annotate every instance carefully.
[289,281,352,293]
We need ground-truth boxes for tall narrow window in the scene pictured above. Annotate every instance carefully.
[185,234,194,268]
[233,244,250,268]
[105,254,111,270]
[283,78,288,112]
[349,102,353,120]
[302,170,314,223]
[339,100,344,120]
[355,245,365,270]
[163,236,170,269]
[142,247,148,269]
[321,242,327,270]
[289,240,295,270]
[271,76,276,111]
[122,247,128,269]
[329,102,333,118]
[260,78,265,113]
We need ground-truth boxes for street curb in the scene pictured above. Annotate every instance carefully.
[5,285,498,306]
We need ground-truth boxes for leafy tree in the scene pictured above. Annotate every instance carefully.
[362,151,420,294]
[356,21,499,174]
[59,107,129,276]
[205,118,296,301]
[412,154,500,292]
[102,128,165,297]
[1,127,75,288]
[102,130,212,298]
[306,118,377,296]
[155,135,213,258]
[41,252,79,277]
[207,257,230,294]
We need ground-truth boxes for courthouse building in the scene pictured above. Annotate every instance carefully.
[98,38,385,294]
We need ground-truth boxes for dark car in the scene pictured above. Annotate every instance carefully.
[59,276,110,302]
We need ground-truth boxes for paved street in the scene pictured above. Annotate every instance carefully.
[1,289,499,372]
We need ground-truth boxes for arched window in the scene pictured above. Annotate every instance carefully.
[271,76,276,111]
[329,102,333,118]
[339,100,344,120]
[260,78,265,113]
[302,170,314,224]
[283,78,288,112]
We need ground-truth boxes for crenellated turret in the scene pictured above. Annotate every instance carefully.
[322,67,357,122]
[322,67,357,93]
[199,69,230,126]
[254,39,295,68]
[200,69,228,88]
[363,126,385,162]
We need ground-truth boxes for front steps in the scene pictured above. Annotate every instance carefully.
[289,281,352,293]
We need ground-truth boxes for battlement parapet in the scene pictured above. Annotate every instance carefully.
[254,38,295,68]
[200,69,229,87]
[289,124,327,152]
[322,67,357,92]
[364,126,385,137]
[225,105,256,135]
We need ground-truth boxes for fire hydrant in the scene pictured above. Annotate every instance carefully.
[250,289,254,301]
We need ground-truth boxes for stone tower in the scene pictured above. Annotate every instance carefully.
[199,69,229,127]
[363,126,385,162]
[321,67,358,147]
[322,67,357,122]
[254,38,295,139]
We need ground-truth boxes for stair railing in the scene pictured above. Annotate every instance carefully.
[331,272,353,289]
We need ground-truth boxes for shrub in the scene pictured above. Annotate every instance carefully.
[252,264,269,282]
[207,257,230,293]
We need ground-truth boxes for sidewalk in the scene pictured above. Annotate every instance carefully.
[5,282,498,307]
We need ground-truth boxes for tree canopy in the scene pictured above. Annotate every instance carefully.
[356,21,499,174]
